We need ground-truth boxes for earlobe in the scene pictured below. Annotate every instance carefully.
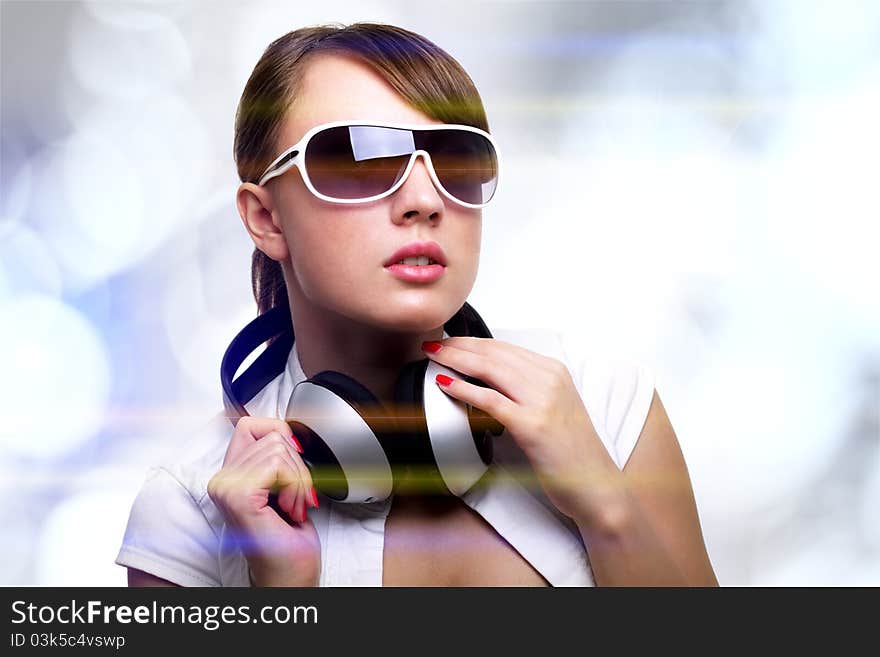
[236,182,289,261]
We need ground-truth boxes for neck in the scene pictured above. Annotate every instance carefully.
[286,294,446,405]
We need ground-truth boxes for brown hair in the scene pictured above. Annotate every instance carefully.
[233,22,491,316]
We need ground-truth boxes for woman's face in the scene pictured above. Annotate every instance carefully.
[267,53,482,334]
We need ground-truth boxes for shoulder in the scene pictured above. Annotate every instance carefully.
[115,412,243,587]
[125,405,246,538]
[116,463,222,586]
[156,412,235,502]
[153,372,284,500]
[116,378,287,586]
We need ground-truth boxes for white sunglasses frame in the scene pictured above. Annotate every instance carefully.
[256,120,501,209]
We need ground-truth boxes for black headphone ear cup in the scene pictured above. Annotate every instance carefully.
[393,359,427,434]
[310,370,379,405]
[393,359,443,493]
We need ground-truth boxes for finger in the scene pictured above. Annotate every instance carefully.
[229,433,299,486]
[287,446,315,507]
[225,416,295,465]
[429,337,567,400]
[249,438,310,521]
[280,456,307,524]
[434,373,517,430]
[244,449,304,520]
[233,431,301,470]
[433,336,555,372]
[210,435,301,515]
[424,341,532,402]
[245,431,313,498]
[276,477,301,519]
[237,447,299,492]
[236,441,299,478]
[238,432,314,518]
[288,479,306,524]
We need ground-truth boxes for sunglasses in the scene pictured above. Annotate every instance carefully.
[257,120,500,209]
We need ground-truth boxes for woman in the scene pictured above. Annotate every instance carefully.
[117,22,717,587]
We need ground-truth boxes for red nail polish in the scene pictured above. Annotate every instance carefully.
[310,487,319,508]
[435,374,454,386]
[422,341,443,353]
[290,433,304,454]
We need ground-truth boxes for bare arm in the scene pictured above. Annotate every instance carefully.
[127,568,179,587]
[576,390,719,586]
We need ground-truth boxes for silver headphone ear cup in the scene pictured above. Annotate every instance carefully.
[287,375,394,504]
[421,359,492,496]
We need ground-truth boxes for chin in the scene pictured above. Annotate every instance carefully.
[368,298,461,334]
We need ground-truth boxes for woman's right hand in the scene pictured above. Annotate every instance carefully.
[207,416,320,587]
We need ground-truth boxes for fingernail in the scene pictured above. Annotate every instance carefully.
[435,374,454,386]
[309,487,319,508]
[290,433,304,454]
[422,341,443,353]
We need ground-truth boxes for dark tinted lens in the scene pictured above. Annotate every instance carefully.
[305,126,409,199]
[417,129,498,205]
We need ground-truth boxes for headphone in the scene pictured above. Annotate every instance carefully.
[221,300,504,504]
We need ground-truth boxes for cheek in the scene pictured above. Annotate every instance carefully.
[461,217,483,267]
[286,218,377,296]
[276,184,381,304]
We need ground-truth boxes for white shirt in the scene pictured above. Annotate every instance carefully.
[115,328,655,586]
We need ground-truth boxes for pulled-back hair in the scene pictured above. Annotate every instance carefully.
[233,22,490,315]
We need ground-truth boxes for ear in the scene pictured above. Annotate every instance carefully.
[236,182,290,261]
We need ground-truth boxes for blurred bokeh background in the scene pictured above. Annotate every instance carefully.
[1,0,878,586]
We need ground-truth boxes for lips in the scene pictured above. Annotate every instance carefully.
[383,241,447,268]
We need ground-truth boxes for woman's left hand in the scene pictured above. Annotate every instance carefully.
[422,337,625,524]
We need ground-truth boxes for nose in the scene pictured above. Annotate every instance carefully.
[389,152,445,225]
